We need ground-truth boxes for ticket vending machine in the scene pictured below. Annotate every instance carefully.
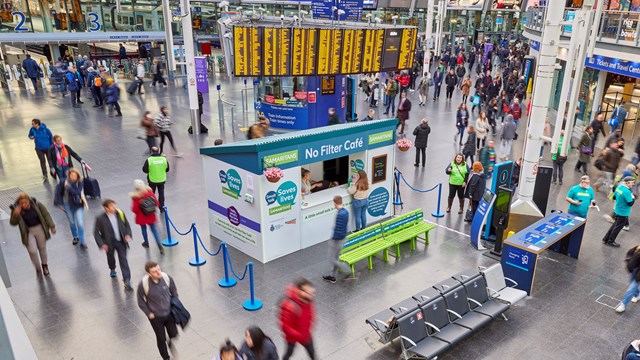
[490,186,513,256]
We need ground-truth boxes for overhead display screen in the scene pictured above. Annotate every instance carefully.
[317,29,342,75]
[397,28,417,70]
[263,28,291,76]
[361,29,384,73]
[340,29,364,74]
[381,28,401,71]
[291,28,318,76]
[233,26,262,76]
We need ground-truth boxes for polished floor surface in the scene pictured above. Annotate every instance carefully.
[0,72,636,360]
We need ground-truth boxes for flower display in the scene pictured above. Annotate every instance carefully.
[396,138,413,152]
[264,167,285,183]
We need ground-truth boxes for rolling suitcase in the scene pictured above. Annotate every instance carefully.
[126,80,139,94]
[81,166,101,199]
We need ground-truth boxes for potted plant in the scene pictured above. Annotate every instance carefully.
[396,138,413,152]
[264,166,285,183]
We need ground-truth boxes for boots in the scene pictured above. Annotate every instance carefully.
[458,198,465,214]
[446,198,453,213]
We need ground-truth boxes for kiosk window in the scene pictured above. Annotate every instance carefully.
[323,156,349,185]
[321,76,336,95]
[372,155,387,184]
[259,76,307,106]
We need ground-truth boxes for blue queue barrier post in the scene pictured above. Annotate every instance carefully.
[188,223,206,266]
[218,243,237,288]
[162,206,179,247]
[431,183,445,218]
[242,262,263,311]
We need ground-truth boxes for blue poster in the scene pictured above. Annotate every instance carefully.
[312,0,363,21]
[259,103,309,130]
[195,56,208,93]
[585,55,640,80]
[564,11,575,33]
[471,190,495,250]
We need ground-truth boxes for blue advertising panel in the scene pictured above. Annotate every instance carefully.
[312,0,363,21]
[484,161,513,240]
[564,11,575,33]
[471,190,495,250]
[585,55,640,80]
[259,103,309,130]
[501,244,537,295]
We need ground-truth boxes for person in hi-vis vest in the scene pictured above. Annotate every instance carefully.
[142,147,169,211]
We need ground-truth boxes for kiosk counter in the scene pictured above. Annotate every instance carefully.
[200,119,398,263]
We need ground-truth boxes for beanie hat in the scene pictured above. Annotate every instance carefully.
[133,179,146,191]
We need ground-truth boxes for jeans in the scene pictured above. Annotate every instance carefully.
[70,90,78,106]
[35,149,52,177]
[91,86,103,106]
[145,136,157,151]
[501,139,513,158]
[55,166,70,181]
[29,77,38,89]
[603,214,628,244]
[159,131,176,153]
[106,239,130,282]
[552,160,564,182]
[109,101,122,115]
[621,270,640,307]
[140,223,161,246]
[149,314,178,360]
[352,199,368,231]
[63,204,85,244]
[433,85,441,99]
[456,127,465,144]
[385,95,396,114]
[282,340,316,360]
[149,182,165,209]
[328,239,349,277]
[575,160,588,173]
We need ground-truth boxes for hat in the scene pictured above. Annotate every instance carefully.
[623,169,634,178]
[87,67,94,72]
[623,176,635,182]
[133,179,146,191]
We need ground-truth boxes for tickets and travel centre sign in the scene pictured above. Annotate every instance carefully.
[260,129,394,169]
[585,55,640,79]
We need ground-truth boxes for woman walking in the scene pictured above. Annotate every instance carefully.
[465,162,486,219]
[9,193,56,277]
[240,326,279,360]
[500,114,517,161]
[463,126,477,164]
[155,106,179,156]
[347,170,370,232]
[48,134,85,181]
[446,154,469,214]
[552,131,570,185]
[417,72,430,106]
[487,98,499,135]
[413,119,431,167]
[140,111,159,152]
[575,126,594,174]
[460,75,472,103]
[455,103,469,145]
[475,112,490,149]
[54,168,87,247]
[130,179,164,254]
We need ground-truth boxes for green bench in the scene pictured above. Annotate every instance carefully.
[338,209,436,276]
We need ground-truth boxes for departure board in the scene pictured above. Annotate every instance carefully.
[233,27,262,76]
[361,29,384,73]
[317,29,342,75]
[398,28,417,70]
[262,28,291,76]
[340,29,364,74]
[381,28,402,71]
[291,28,318,76]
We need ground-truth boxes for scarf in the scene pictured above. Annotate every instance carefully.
[55,144,69,167]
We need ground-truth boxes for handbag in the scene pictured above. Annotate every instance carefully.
[428,78,434,87]
[594,157,605,170]
[556,155,568,164]
[464,207,474,222]
[472,95,480,106]
[580,146,592,154]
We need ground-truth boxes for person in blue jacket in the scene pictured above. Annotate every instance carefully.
[28,119,54,181]
[65,66,83,108]
[105,78,123,117]
[21,54,41,90]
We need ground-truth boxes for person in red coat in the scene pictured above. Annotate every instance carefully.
[279,278,316,360]
[130,179,164,254]
[397,71,410,95]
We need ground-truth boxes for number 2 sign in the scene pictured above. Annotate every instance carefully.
[12,11,28,32]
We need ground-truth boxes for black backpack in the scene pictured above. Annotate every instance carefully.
[139,196,157,215]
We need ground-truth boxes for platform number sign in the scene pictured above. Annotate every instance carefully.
[88,12,101,31]
[12,11,28,32]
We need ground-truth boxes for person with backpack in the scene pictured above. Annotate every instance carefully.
[54,168,87,248]
[602,176,635,248]
[130,179,164,254]
[137,261,180,360]
[616,245,640,313]
[65,65,82,108]
[383,78,398,115]
[551,132,570,185]
[417,72,430,106]
[93,199,133,290]
[609,102,627,134]
[143,147,169,211]
[279,278,316,360]
[141,111,159,152]
[248,115,270,139]
[510,98,523,126]
[86,67,103,107]
[240,326,279,360]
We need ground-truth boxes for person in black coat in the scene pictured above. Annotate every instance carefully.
[465,162,487,218]
[240,326,279,360]
[94,199,133,290]
[22,54,41,89]
[413,119,431,167]
[444,69,457,101]
[396,93,412,135]
[47,135,85,181]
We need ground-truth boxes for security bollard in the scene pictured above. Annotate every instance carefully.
[218,243,237,288]
[161,206,179,246]
[431,183,445,218]
[242,262,263,311]
[189,223,206,266]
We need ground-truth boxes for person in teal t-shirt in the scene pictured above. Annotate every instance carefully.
[566,175,596,218]
[603,176,636,248]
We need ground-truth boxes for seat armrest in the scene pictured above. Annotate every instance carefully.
[373,319,389,330]
[441,284,451,289]
[486,287,500,297]
[504,277,519,287]
[468,298,483,307]
[419,295,431,301]
[447,309,463,320]
[460,275,469,279]
[399,335,418,349]
[425,321,441,333]
[399,306,408,312]
[478,265,487,270]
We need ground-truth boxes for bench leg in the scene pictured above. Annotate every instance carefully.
[425,231,430,245]
[410,237,416,251]
[396,244,401,257]
[383,248,389,262]
[368,256,373,270]
[350,264,355,277]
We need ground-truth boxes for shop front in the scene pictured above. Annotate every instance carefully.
[200,119,397,263]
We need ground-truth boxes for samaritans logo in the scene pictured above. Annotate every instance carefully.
[350,159,365,172]
[263,150,298,166]
[219,169,242,199]
[265,180,297,215]
[368,130,393,145]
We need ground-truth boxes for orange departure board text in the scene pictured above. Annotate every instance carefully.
[398,28,417,70]
[340,29,364,74]
[361,29,384,73]
[292,28,318,76]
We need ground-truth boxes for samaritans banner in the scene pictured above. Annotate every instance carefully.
[265,180,298,215]
[219,169,243,199]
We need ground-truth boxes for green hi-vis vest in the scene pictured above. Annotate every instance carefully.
[148,156,168,183]
[449,162,468,186]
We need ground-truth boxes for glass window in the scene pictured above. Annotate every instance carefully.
[259,76,307,107]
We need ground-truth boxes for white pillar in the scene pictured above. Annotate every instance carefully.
[423,0,435,70]
[181,0,200,134]
[589,70,607,124]
[435,0,445,57]
[162,0,176,78]
[511,0,566,215]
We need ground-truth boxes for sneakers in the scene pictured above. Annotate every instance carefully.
[322,275,337,283]
[80,243,88,249]
[110,270,117,278]
[605,241,621,248]
[624,226,630,231]
[142,242,150,248]
[615,303,626,313]
[159,246,165,255]
[603,214,614,223]
[72,238,79,245]
[632,296,639,303]
[124,281,133,291]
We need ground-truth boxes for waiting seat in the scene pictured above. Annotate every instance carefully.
[397,308,450,360]
[391,298,419,315]
[458,273,510,320]
[365,308,399,344]
[479,263,528,305]
[441,284,492,331]
[412,288,441,305]
[420,295,471,345]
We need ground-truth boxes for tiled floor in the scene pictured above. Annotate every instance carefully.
[0,71,636,360]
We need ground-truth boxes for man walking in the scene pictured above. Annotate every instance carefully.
[137,261,179,360]
[323,196,349,283]
[589,113,607,155]
[593,142,623,194]
[279,278,316,360]
[22,54,41,90]
[65,66,82,108]
[602,176,635,248]
[383,78,398,116]
[93,199,133,290]
[609,102,627,134]
[565,175,596,218]
[143,147,169,211]
[615,245,640,313]
[28,119,53,181]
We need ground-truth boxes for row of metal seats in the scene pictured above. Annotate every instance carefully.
[365,263,528,360]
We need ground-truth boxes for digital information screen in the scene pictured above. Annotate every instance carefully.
[381,28,401,71]
[317,29,342,75]
[292,28,318,76]
[362,29,384,73]
[340,29,364,74]
[398,28,417,70]
[233,26,263,76]
[263,28,291,76]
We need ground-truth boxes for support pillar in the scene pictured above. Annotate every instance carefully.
[162,0,176,78]
[589,70,607,124]
[181,0,200,135]
[423,0,435,70]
